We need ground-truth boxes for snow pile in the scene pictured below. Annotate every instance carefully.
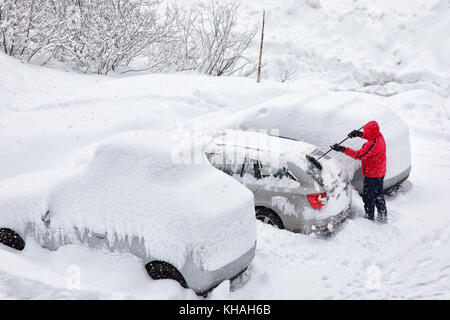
[1,130,257,271]
[0,170,64,237]
[0,239,198,299]
[304,153,351,221]
[0,52,293,181]
[0,54,105,112]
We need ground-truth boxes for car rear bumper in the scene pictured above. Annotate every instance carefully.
[181,242,256,294]
[308,206,350,235]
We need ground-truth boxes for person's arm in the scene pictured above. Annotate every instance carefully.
[344,139,377,160]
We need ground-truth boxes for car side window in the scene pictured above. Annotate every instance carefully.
[207,152,241,176]
[242,158,262,179]
[260,162,298,182]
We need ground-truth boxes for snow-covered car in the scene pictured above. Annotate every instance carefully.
[206,130,351,234]
[0,131,256,294]
[230,92,412,194]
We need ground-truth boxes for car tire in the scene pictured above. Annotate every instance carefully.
[145,261,188,289]
[255,207,284,229]
[0,228,25,251]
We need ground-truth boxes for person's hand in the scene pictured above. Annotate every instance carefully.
[330,144,346,152]
[348,129,363,138]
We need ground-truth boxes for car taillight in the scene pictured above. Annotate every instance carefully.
[307,193,327,210]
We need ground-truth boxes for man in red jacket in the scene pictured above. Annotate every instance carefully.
[331,121,387,223]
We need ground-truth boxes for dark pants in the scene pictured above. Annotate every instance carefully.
[363,176,387,222]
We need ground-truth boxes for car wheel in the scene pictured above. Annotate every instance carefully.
[145,261,188,289]
[0,228,25,251]
[255,207,284,229]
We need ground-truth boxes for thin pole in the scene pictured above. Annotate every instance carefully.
[257,10,265,83]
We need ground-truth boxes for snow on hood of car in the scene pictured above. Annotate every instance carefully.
[1,130,257,271]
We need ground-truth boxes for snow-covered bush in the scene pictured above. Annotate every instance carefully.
[144,0,257,76]
[170,0,257,76]
[0,0,61,62]
[57,0,170,74]
[276,65,298,83]
[0,0,257,76]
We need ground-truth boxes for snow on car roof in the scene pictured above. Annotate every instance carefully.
[208,129,319,168]
[231,91,411,180]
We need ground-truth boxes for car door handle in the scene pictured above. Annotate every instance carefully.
[93,232,106,240]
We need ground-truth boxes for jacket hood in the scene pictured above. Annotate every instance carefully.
[362,121,380,140]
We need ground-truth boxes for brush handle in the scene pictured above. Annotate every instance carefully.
[317,126,364,161]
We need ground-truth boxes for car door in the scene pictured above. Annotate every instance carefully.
[254,161,303,217]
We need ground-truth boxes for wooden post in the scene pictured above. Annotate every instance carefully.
[257,10,265,83]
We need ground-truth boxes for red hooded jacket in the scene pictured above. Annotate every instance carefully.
[344,121,386,178]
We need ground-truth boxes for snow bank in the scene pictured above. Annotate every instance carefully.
[0,53,105,112]
[0,52,290,181]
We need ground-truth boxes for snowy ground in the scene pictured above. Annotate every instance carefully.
[1,0,449,299]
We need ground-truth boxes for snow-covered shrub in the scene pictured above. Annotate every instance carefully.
[0,0,257,76]
[276,65,298,83]
[190,0,257,76]
[0,0,61,62]
[0,0,173,73]
[167,0,257,76]
[52,0,169,74]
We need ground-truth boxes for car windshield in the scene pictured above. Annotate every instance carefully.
[305,149,325,187]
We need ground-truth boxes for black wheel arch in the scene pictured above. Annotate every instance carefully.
[0,228,26,251]
[255,206,285,229]
[145,260,188,288]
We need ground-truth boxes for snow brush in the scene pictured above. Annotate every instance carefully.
[306,125,364,171]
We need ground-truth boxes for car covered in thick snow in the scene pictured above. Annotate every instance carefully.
[206,130,352,234]
[229,91,412,194]
[0,131,256,294]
